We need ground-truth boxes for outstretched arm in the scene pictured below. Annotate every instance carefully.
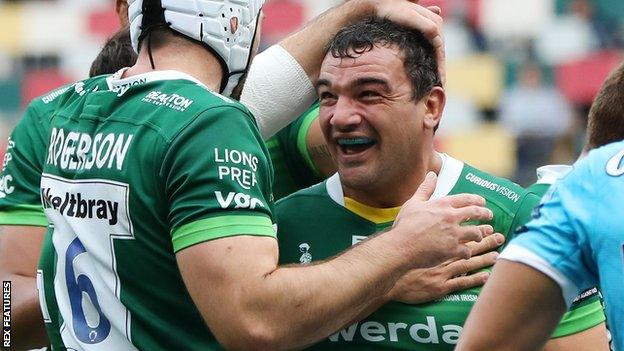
[178,173,493,351]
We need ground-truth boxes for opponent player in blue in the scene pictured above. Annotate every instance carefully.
[457,64,624,350]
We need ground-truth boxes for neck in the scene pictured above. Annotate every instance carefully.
[124,41,223,92]
[343,150,443,208]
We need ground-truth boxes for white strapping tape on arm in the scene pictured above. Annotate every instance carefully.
[240,45,316,140]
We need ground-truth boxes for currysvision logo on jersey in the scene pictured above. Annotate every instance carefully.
[41,187,119,225]
[46,128,133,171]
[465,173,520,203]
[142,91,193,112]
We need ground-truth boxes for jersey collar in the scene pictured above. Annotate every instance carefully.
[535,165,572,185]
[106,68,210,92]
[325,152,465,216]
[430,153,464,199]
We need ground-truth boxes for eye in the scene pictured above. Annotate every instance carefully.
[359,90,381,100]
[319,91,337,104]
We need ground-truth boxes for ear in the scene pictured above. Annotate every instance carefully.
[422,87,446,131]
[116,0,129,26]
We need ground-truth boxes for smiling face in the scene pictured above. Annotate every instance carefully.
[317,45,443,204]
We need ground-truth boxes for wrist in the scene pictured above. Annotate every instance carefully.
[373,227,415,272]
[345,0,377,22]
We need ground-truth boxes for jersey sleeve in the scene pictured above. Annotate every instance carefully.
[0,101,49,227]
[162,105,276,253]
[508,191,541,237]
[275,101,322,178]
[500,160,598,308]
[270,102,323,199]
[521,182,606,337]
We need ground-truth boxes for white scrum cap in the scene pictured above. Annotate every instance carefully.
[128,0,264,96]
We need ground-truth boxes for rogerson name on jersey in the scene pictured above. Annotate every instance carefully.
[46,128,133,171]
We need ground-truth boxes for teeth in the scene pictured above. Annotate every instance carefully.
[337,137,374,146]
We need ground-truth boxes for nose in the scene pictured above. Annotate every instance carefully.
[330,97,362,130]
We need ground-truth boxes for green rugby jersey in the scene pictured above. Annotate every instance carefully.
[276,154,602,350]
[524,165,606,336]
[0,85,73,350]
[37,70,275,350]
[267,101,322,199]
[0,86,69,226]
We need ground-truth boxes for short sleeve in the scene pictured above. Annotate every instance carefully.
[162,106,276,252]
[500,162,597,307]
[0,101,50,227]
[508,191,541,239]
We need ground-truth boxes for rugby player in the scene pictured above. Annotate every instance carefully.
[0,26,138,350]
[275,18,605,350]
[457,62,624,351]
[32,1,496,350]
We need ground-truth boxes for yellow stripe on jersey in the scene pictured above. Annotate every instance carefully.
[344,197,400,224]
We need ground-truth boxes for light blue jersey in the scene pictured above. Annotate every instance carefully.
[500,140,624,350]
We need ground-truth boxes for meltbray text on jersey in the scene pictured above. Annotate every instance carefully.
[46,127,133,171]
[41,187,119,225]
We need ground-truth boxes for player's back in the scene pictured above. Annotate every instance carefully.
[39,70,271,350]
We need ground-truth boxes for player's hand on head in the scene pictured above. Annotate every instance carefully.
[370,0,446,84]
[394,172,493,268]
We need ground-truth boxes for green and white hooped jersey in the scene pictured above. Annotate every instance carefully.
[276,154,605,350]
[36,70,275,350]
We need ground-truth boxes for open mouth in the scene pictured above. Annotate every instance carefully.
[337,137,377,155]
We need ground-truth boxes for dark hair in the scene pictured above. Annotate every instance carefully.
[586,62,624,149]
[327,17,441,101]
[89,27,138,77]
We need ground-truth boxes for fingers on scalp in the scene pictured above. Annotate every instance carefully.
[426,6,442,16]
[408,7,439,39]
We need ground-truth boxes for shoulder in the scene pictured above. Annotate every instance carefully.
[555,141,624,199]
[276,181,330,212]
[583,140,624,178]
[125,79,258,143]
[27,82,79,119]
[459,163,534,211]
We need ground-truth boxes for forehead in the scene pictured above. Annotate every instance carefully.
[319,45,407,86]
